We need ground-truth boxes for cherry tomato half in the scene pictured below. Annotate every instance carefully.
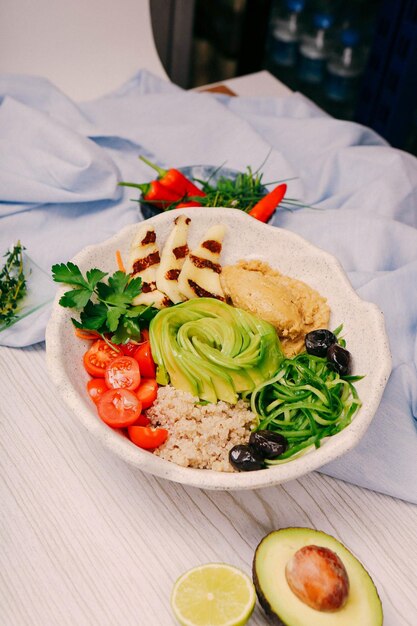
[83,339,120,377]
[135,413,151,427]
[136,378,158,409]
[127,426,168,450]
[105,356,141,391]
[98,389,142,428]
[87,378,109,404]
[134,341,156,378]
[141,329,150,342]
[119,341,140,357]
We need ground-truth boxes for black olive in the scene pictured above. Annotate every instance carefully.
[229,444,265,471]
[249,431,288,459]
[327,344,352,376]
[305,329,338,357]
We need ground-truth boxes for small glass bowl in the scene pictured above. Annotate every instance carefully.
[139,164,266,220]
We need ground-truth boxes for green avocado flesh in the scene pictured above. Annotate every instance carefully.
[253,528,383,626]
[149,297,283,404]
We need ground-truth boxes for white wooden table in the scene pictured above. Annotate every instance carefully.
[1,72,417,626]
[1,342,417,625]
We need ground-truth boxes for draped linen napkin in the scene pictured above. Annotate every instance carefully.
[1,70,416,503]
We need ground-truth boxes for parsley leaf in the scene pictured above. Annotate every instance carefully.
[107,271,130,294]
[106,306,125,332]
[95,281,112,301]
[59,287,93,309]
[52,261,157,343]
[111,314,142,344]
[52,262,87,287]
[52,263,107,310]
[86,268,107,290]
[126,304,159,322]
[80,301,108,330]
[124,276,142,300]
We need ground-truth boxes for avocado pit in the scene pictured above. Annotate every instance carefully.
[285,545,350,612]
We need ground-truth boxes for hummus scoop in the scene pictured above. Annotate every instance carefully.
[220,260,330,357]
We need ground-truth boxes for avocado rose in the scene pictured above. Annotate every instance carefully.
[149,298,283,404]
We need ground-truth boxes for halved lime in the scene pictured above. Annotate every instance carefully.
[171,563,256,626]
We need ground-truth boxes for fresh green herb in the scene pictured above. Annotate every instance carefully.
[250,352,362,463]
[192,170,312,212]
[172,169,307,212]
[128,158,311,213]
[195,166,266,211]
[0,241,27,329]
[51,262,158,344]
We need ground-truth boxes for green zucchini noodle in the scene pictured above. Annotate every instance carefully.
[250,353,362,464]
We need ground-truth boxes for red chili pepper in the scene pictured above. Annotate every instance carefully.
[248,183,287,222]
[119,180,181,209]
[140,156,206,198]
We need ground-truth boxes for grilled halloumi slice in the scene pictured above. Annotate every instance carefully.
[178,224,226,301]
[128,224,171,308]
[155,215,191,304]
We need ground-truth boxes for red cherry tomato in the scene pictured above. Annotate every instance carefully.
[120,341,140,357]
[136,378,158,409]
[141,329,150,342]
[87,378,109,404]
[105,356,141,391]
[134,413,151,426]
[97,389,142,428]
[83,340,120,377]
[127,426,168,450]
[134,341,156,378]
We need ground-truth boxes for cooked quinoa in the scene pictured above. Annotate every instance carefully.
[146,385,257,472]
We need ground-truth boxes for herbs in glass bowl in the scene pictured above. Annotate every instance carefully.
[120,159,305,222]
[0,242,57,334]
[0,242,27,330]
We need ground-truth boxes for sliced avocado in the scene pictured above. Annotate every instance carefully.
[253,528,383,626]
[169,352,200,399]
[149,297,283,404]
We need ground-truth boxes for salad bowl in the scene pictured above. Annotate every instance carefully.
[45,207,392,490]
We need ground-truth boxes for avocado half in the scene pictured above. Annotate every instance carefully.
[253,528,383,626]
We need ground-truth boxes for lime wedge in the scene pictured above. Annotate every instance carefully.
[171,563,256,626]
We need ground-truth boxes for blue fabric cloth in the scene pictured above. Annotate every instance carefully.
[1,70,416,502]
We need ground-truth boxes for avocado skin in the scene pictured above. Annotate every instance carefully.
[252,534,289,626]
[253,568,287,625]
[252,528,383,626]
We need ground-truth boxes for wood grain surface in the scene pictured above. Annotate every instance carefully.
[1,343,416,626]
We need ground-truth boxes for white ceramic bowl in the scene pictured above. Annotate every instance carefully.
[46,208,392,490]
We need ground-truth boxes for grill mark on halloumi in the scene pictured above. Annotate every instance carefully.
[188,279,225,300]
[173,245,189,260]
[142,281,156,293]
[202,240,222,254]
[141,230,156,245]
[189,254,221,273]
[165,269,181,281]
[132,251,160,274]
